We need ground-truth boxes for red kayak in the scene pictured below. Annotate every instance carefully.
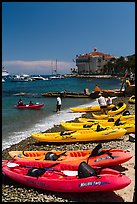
[14,103,44,109]
[2,160,131,192]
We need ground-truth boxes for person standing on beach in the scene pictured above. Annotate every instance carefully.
[56,96,62,112]
[98,93,108,114]
[106,97,113,106]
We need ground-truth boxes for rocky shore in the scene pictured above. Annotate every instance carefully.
[2,96,135,202]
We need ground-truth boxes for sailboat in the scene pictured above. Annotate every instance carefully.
[49,59,64,79]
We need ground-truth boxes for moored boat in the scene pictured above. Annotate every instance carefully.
[2,66,9,77]
[10,74,33,82]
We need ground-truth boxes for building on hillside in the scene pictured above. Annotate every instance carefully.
[75,48,117,75]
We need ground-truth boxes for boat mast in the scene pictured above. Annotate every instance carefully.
[51,61,53,75]
[55,59,57,75]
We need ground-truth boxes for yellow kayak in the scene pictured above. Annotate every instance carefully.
[92,113,135,120]
[60,121,135,133]
[31,128,127,143]
[70,104,115,113]
[78,117,135,124]
[107,102,126,116]
[128,95,135,104]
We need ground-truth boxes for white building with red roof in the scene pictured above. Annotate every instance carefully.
[75,48,117,74]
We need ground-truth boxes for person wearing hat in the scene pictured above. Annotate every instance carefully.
[98,93,108,114]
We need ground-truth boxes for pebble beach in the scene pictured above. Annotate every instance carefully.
[2,96,135,202]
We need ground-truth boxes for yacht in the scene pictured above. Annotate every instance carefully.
[10,74,33,82]
[49,74,64,79]
[2,66,9,77]
[31,75,49,81]
[2,66,9,82]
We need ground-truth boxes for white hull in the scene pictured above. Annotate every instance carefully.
[10,74,33,82]
[2,69,9,77]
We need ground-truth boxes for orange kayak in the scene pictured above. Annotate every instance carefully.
[8,144,132,167]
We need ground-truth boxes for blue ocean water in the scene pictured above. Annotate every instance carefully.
[2,76,122,150]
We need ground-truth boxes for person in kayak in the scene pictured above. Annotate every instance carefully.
[56,96,62,112]
[18,99,24,106]
[98,93,108,114]
[29,101,33,106]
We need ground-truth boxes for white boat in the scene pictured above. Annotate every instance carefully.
[2,66,9,82]
[31,75,49,80]
[2,67,9,77]
[49,74,64,79]
[10,74,33,82]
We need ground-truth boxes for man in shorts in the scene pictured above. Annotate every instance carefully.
[98,93,108,114]
[56,96,62,112]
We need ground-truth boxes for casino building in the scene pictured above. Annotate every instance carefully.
[75,48,116,75]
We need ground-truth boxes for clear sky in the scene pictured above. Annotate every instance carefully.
[2,2,135,75]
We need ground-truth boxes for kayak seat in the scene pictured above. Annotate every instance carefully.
[44,152,59,161]
[88,143,114,159]
[78,161,96,178]
[122,110,131,116]
[96,125,106,132]
[108,118,114,122]
[117,102,123,108]
[27,168,45,177]
[91,143,103,156]
[83,124,93,128]
[114,118,122,126]
[60,131,76,136]
[111,106,118,111]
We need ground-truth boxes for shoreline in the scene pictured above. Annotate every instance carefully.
[2,96,135,202]
[64,74,121,79]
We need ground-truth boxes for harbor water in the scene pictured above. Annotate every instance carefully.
[2,76,122,150]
